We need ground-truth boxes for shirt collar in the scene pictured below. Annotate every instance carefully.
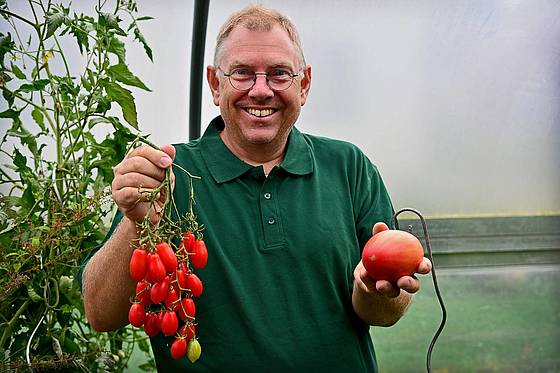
[199,116,314,184]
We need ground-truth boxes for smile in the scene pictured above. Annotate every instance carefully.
[245,108,276,117]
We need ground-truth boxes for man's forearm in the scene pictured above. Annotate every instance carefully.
[351,281,413,326]
[83,217,139,332]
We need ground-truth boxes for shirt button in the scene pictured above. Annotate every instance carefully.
[267,217,276,225]
[264,192,271,200]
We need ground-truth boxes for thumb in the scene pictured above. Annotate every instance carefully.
[160,144,176,162]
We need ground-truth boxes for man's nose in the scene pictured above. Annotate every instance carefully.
[248,74,274,99]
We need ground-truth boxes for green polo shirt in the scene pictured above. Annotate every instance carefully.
[81,115,394,372]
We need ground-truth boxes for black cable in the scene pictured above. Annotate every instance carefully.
[392,208,447,373]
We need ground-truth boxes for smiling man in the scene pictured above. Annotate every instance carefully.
[81,5,431,372]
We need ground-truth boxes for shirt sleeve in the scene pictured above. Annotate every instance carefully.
[352,150,395,249]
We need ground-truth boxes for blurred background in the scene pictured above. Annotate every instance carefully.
[2,1,559,372]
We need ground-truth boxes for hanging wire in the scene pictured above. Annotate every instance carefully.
[392,208,447,373]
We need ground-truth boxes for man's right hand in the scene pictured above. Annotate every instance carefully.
[111,144,176,225]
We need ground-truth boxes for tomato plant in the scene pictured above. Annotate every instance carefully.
[0,1,156,371]
[362,229,424,282]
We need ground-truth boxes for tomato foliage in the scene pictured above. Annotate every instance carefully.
[0,1,156,371]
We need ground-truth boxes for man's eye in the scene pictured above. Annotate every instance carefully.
[269,69,290,77]
[231,69,253,78]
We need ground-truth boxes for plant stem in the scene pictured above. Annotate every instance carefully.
[0,9,39,31]
[0,299,31,352]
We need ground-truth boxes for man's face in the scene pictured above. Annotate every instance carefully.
[207,25,311,151]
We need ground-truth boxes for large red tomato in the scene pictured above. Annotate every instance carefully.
[362,230,424,282]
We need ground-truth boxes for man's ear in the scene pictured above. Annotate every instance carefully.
[207,65,220,106]
[300,65,312,106]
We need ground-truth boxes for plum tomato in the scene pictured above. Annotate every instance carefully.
[156,242,178,273]
[143,312,161,337]
[128,303,146,327]
[146,252,166,283]
[161,310,179,336]
[136,280,151,307]
[191,240,208,269]
[181,232,196,254]
[361,229,424,282]
[170,337,187,360]
[129,248,148,282]
[186,273,203,298]
[179,297,196,321]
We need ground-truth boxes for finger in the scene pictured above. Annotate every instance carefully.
[417,257,432,275]
[397,275,420,294]
[160,144,176,161]
[375,280,400,298]
[372,222,389,236]
[112,171,164,192]
[126,144,174,169]
[354,261,374,293]
[114,156,167,182]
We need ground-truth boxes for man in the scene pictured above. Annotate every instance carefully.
[81,4,431,372]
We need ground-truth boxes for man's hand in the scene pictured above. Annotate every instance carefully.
[111,144,176,224]
[354,222,432,298]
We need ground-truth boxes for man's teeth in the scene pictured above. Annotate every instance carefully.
[246,108,274,117]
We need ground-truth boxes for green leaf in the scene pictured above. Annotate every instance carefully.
[13,148,29,172]
[19,79,50,92]
[80,75,91,91]
[107,36,126,63]
[107,63,150,91]
[133,28,153,61]
[103,81,138,129]
[99,12,126,36]
[46,6,69,38]
[0,108,19,118]
[31,107,46,131]
[10,62,26,79]
[136,16,155,22]
[0,33,15,68]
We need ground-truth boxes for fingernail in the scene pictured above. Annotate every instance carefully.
[160,156,171,167]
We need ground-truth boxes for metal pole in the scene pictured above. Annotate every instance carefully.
[189,0,210,141]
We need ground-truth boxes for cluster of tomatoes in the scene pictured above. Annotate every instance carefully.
[128,231,208,363]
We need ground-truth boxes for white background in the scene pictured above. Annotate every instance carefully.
[2,0,559,217]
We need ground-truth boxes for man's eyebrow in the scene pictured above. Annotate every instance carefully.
[226,60,295,70]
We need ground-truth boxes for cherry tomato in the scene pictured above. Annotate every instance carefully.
[191,239,208,269]
[179,297,196,321]
[161,310,179,336]
[157,242,177,273]
[186,272,203,298]
[170,337,187,360]
[128,303,146,327]
[146,252,166,283]
[129,248,148,281]
[362,229,424,282]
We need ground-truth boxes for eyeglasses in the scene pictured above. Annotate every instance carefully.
[217,67,302,91]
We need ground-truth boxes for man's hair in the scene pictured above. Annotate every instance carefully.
[213,4,306,69]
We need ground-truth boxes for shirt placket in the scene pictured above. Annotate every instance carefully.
[259,173,284,250]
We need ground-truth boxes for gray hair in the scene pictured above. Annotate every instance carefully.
[213,4,306,69]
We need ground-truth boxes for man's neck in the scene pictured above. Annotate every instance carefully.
[219,131,286,176]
